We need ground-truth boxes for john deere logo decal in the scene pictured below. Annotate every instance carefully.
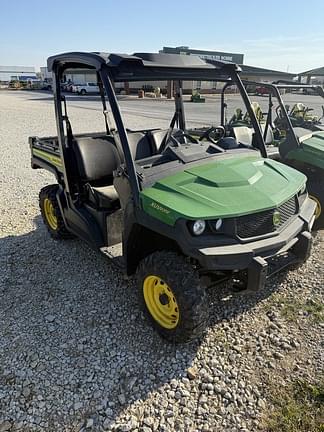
[151,202,170,215]
[273,210,281,226]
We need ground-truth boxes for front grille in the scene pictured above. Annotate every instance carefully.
[236,196,298,239]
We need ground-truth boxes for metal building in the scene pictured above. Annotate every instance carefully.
[160,46,244,64]
[297,66,324,84]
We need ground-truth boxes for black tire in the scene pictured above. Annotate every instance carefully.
[39,185,74,239]
[80,89,86,95]
[136,251,208,343]
[307,178,324,230]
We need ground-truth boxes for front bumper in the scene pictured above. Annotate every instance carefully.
[196,196,316,290]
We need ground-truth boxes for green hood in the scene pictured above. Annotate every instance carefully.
[140,155,306,226]
[287,131,324,170]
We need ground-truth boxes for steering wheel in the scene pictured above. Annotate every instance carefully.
[200,126,225,144]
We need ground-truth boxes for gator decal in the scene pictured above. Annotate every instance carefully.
[33,148,63,169]
[140,196,176,226]
[150,202,171,215]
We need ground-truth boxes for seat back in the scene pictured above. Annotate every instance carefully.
[113,131,155,161]
[260,124,274,145]
[291,103,306,119]
[149,129,168,152]
[232,126,254,146]
[127,132,154,160]
[72,136,121,183]
[216,137,240,150]
[149,128,180,152]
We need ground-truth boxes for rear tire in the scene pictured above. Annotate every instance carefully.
[136,251,208,343]
[39,185,74,239]
[307,178,324,230]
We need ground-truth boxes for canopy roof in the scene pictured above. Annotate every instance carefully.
[47,51,240,82]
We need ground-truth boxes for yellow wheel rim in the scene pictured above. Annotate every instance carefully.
[44,198,58,230]
[143,275,180,329]
[309,195,322,220]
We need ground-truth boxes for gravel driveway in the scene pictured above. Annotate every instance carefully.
[0,90,323,431]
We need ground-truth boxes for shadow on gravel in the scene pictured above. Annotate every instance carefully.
[0,217,199,430]
[26,94,147,103]
[207,271,292,329]
[27,95,99,103]
[26,92,171,104]
[207,230,323,332]
[0,216,295,430]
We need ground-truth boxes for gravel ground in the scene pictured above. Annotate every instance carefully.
[0,90,323,432]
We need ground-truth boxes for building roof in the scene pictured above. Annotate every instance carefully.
[0,65,35,72]
[161,46,244,64]
[298,66,324,76]
[240,64,295,78]
[47,51,241,81]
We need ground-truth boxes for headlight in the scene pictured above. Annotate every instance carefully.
[215,218,223,230]
[192,219,206,236]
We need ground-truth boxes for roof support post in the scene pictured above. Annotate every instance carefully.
[167,80,173,99]
[100,67,140,207]
[233,74,268,158]
[52,66,72,195]
[174,80,186,130]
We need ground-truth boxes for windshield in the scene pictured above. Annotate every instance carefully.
[109,79,264,181]
[58,73,264,182]
[275,87,324,128]
[230,83,324,149]
[115,80,259,130]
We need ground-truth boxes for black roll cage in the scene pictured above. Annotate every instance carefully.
[48,52,267,208]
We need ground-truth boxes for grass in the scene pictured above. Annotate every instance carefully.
[263,295,324,323]
[264,380,324,432]
[304,300,324,322]
[280,299,324,323]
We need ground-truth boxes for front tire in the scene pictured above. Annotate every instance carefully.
[80,89,86,95]
[307,178,324,230]
[136,251,208,343]
[39,185,74,239]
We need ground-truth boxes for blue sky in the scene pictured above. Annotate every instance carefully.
[1,0,324,72]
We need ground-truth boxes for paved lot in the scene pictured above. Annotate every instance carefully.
[0,90,323,431]
[15,89,324,129]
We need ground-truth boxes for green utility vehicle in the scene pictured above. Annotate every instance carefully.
[30,52,316,342]
[190,89,205,103]
[278,102,324,130]
[222,81,324,229]
[273,82,324,132]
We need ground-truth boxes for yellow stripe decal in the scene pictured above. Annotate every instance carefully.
[33,148,63,168]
